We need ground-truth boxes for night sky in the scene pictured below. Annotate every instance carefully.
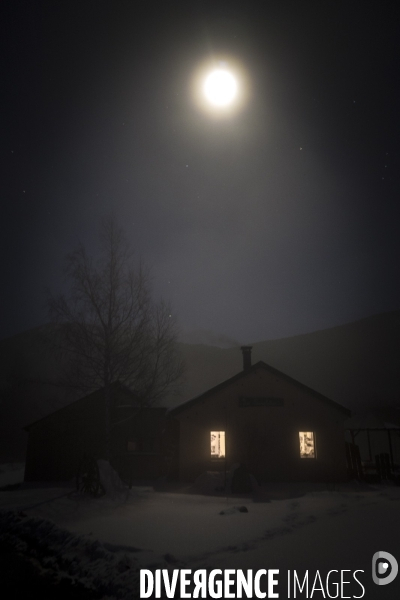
[3,0,400,343]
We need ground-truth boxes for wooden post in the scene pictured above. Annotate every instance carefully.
[224,407,228,498]
[387,430,394,471]
[350,430,355,446]
[367,429,372,462]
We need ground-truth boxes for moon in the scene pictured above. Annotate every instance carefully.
[203,69,238,107]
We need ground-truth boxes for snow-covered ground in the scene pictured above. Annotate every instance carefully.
[0,462,25,488]
[0,467,399,599]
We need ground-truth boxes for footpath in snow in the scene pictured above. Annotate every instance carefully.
[0,469,399,599]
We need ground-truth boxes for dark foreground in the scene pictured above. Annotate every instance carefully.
[1,541,101,599]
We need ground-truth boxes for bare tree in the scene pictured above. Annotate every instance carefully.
[48,216,184,459]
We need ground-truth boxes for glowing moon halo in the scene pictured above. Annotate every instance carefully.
[203,69,238,107]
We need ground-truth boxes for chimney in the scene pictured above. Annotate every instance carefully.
[241,346,252,371]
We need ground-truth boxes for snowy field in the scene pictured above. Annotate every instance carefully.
[0,466,399,599]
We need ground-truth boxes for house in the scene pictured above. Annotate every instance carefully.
[168,347,351,483]
[24,382,171,483]
[24,348,352,485]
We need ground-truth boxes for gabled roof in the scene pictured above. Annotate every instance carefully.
[24,381,139,431]
[168,361,351,416]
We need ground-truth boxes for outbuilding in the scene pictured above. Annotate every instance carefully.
[24,382,170,483]
[345,408,400,481]
[24,349,352,485]
[168,347,351,483]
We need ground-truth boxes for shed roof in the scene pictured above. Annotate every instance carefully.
[169,361,351,417]
[24,381,141,431]
[345,406,400,430]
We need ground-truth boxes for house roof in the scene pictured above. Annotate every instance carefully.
[24,381,140,431]
[345,407,400,430]
[168,361,351,417]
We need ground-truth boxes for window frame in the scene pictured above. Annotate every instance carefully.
[299,431,316,459]
[210,430,226,460]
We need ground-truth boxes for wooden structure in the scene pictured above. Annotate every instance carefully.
[169,347,351,483]
[24,382,172,483]
[345,408,400,480]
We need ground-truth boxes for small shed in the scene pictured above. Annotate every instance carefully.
[24,382,171,483]
[345,407,400,480]
[168,347,351,483]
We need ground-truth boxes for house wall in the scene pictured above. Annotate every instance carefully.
[24,390,173,483]
[111,407,170,481]
[173,366,348,482]
[24,394,106,482]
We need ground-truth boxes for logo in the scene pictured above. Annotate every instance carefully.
[372,551,398,586]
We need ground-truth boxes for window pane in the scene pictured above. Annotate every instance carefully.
[299,431,315,458]
[210,431,225,458]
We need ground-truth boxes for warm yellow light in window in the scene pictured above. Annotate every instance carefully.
[299,432,316,458]
[210,431,225,458]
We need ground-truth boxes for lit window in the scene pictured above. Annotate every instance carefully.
[299,432,316,458]
[210,431,225,458]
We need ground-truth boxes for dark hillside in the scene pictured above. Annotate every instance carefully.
[1,310,400,460]
[172,310,400,411]
[0,325,79,460]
